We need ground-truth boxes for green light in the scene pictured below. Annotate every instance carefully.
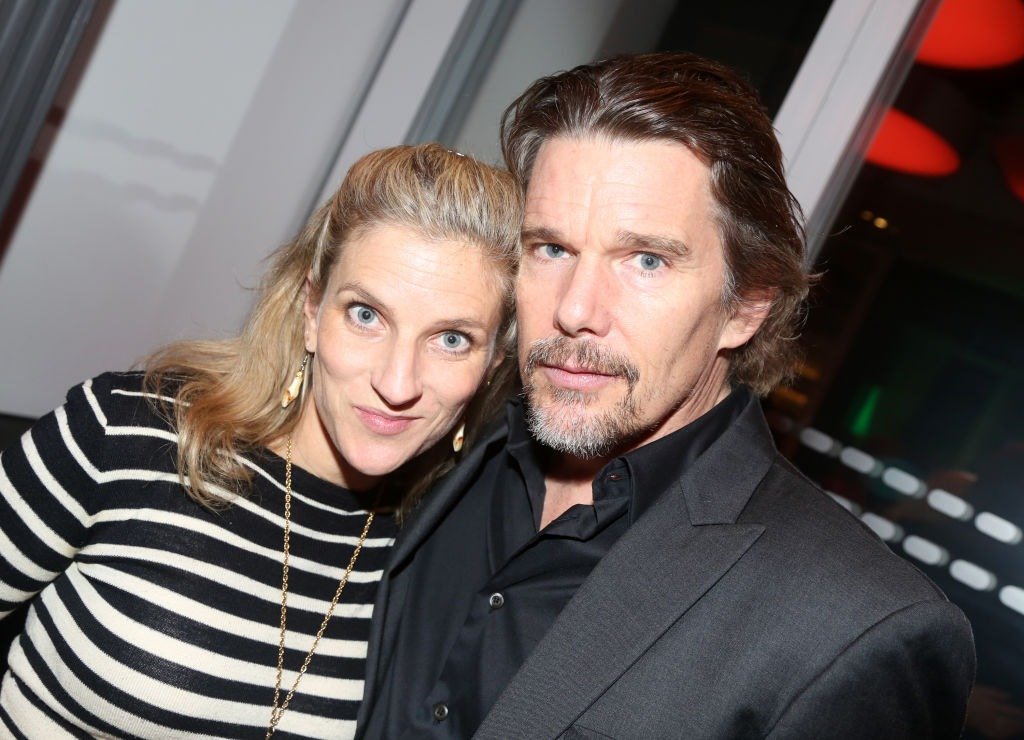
[851,385,882,438]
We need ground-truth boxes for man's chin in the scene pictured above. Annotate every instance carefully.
[528,382,607,410]
[525,404,622,459]
[531,398,603,426]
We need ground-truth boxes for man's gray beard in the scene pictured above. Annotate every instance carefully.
[521,336,644,458]
[524,384,644,459]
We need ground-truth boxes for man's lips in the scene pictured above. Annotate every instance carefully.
[540,364,618,392]
[353,406,419,435]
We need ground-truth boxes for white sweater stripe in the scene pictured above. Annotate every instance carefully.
[63,566,365,700]
[22,434,90,526]
[0,464,75,560]
[74,543,374,619]
[78,562,368,658]
[88,507,387,580]
[54,407,102,485]
[1,672,80,740]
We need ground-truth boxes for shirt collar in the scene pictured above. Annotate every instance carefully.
[504,387,751,525]
[623,386,750,522]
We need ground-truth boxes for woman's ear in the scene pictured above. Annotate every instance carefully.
[719,289,774,351]
[489,316,516,374]
[303,272,320,354]
[487,348,507,376]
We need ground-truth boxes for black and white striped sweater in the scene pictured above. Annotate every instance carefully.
[0,372,397,738]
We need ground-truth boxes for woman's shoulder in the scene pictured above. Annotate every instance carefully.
[64,370,177,436]
[6,373,180,513]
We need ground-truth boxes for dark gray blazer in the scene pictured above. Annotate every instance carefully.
[358,396,975,739]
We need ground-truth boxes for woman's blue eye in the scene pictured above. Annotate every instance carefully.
[348,304,379,326]
[541,244,566,259]
[439,331,469,352]
[634,253,664,271]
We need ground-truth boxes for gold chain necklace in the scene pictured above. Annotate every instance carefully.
[266,437,375,738]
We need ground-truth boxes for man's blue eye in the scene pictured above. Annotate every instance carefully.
[348,304,379,325]
[635,253,664,271]
[541,244,566,258]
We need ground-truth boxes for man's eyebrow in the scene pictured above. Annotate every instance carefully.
[520,226,691,259]
[616,230,691,259]
[520,226,564,245]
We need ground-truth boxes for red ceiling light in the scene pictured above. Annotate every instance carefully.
[866,109,961,177]
[917,0,1024,69]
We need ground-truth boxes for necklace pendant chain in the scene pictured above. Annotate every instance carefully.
[266,437,375,738]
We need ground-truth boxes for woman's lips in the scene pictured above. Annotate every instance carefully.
[354,406,418,435]
[541,364,617,392]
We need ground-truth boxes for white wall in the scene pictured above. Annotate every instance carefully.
[0,0,408,416]
[449,0,676,165]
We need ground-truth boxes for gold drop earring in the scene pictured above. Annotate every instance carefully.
[280,353,310,409]
[452,422,466,453]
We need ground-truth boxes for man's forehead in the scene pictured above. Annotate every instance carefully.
[525,136,710,202]
[522,136,716,239]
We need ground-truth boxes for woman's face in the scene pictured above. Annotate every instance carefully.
[294,224,505,490]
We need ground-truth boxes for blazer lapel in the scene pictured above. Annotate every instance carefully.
[475,396,776,739]
[389,418,509,570]
[358,419,509,730]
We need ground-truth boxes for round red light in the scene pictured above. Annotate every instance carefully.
[917,0,1024,69]
[866,109,960,177]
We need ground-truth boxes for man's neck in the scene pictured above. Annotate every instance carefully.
[539,453,607,529]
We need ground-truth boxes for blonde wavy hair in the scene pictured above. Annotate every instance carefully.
[145,143,522,510]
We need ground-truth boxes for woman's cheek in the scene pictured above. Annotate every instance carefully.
[424,367,473,423]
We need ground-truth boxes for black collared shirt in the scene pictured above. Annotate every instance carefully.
[374,388,749,738]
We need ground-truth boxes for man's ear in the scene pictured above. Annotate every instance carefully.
[719,289,774,351]
[303,272,321,354]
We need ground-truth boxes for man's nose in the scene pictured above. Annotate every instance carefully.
[553,256,613,337]
[370,338,423,408]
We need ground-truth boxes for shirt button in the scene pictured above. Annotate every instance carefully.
[489,592,505,610]
[433,702,449,722]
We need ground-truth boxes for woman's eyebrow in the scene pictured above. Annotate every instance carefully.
[428,317,490,333]
[336,281,387,309]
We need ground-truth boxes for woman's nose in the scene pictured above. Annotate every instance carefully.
[369,339,423,408]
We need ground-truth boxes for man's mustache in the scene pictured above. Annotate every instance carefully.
[524,336,640,389]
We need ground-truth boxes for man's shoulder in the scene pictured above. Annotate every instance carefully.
[741,453,950,615]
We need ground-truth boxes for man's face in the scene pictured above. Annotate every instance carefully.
[516,136,762,459]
